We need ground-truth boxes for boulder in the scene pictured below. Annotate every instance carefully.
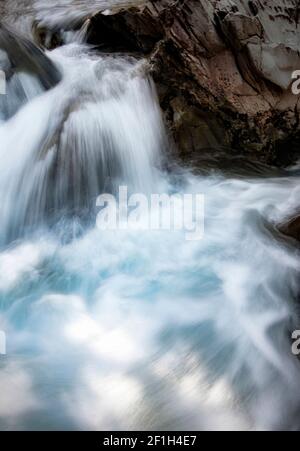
[86,0,300,166]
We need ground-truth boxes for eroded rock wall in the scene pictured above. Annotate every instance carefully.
[88,0,300,166]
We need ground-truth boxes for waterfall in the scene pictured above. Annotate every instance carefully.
[0,40,166,243]
[0,2,300,432]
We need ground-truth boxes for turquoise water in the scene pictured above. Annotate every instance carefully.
[0,29,300,431]
[0,168,300,430]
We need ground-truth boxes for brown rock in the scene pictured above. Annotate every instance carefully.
[87,0,300,166]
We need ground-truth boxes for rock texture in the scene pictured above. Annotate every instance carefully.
[280,214,300,242]
[87,0,300,166]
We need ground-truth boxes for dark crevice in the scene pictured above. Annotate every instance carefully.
[87,10,164,54]
[248,1,259,16]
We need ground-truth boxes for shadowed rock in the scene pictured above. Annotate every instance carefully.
[280,215,300,242]
[0,22,61,119]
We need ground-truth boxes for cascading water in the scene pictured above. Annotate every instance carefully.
[0,43,165,243]
[0,1,300,432]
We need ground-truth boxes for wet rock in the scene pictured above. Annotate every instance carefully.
[280,215,300,242]
[87,0,300,166]
[32,22,63,50]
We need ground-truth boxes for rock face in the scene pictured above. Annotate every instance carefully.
[87,0,300,166]
[280,215,300,242]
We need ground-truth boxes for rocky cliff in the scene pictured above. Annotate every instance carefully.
[2,0,300,166]
[86,0,300,166]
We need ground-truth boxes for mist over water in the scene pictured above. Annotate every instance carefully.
[0,1,300,432]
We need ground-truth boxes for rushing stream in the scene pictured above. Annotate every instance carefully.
[0,1,300,432]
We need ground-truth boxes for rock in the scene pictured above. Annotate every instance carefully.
[279,215,300,242]
[87,0,300,166]
[0,22,62,120]
[32,22,63,50]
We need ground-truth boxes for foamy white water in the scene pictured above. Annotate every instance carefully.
[1,0,144,36]
[0,5,300,431]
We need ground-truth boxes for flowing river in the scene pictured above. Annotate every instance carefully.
[0,0,300,431]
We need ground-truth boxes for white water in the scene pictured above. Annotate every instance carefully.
[0,45,165,243]
[1,0,144,37]
[0,10,300,432]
